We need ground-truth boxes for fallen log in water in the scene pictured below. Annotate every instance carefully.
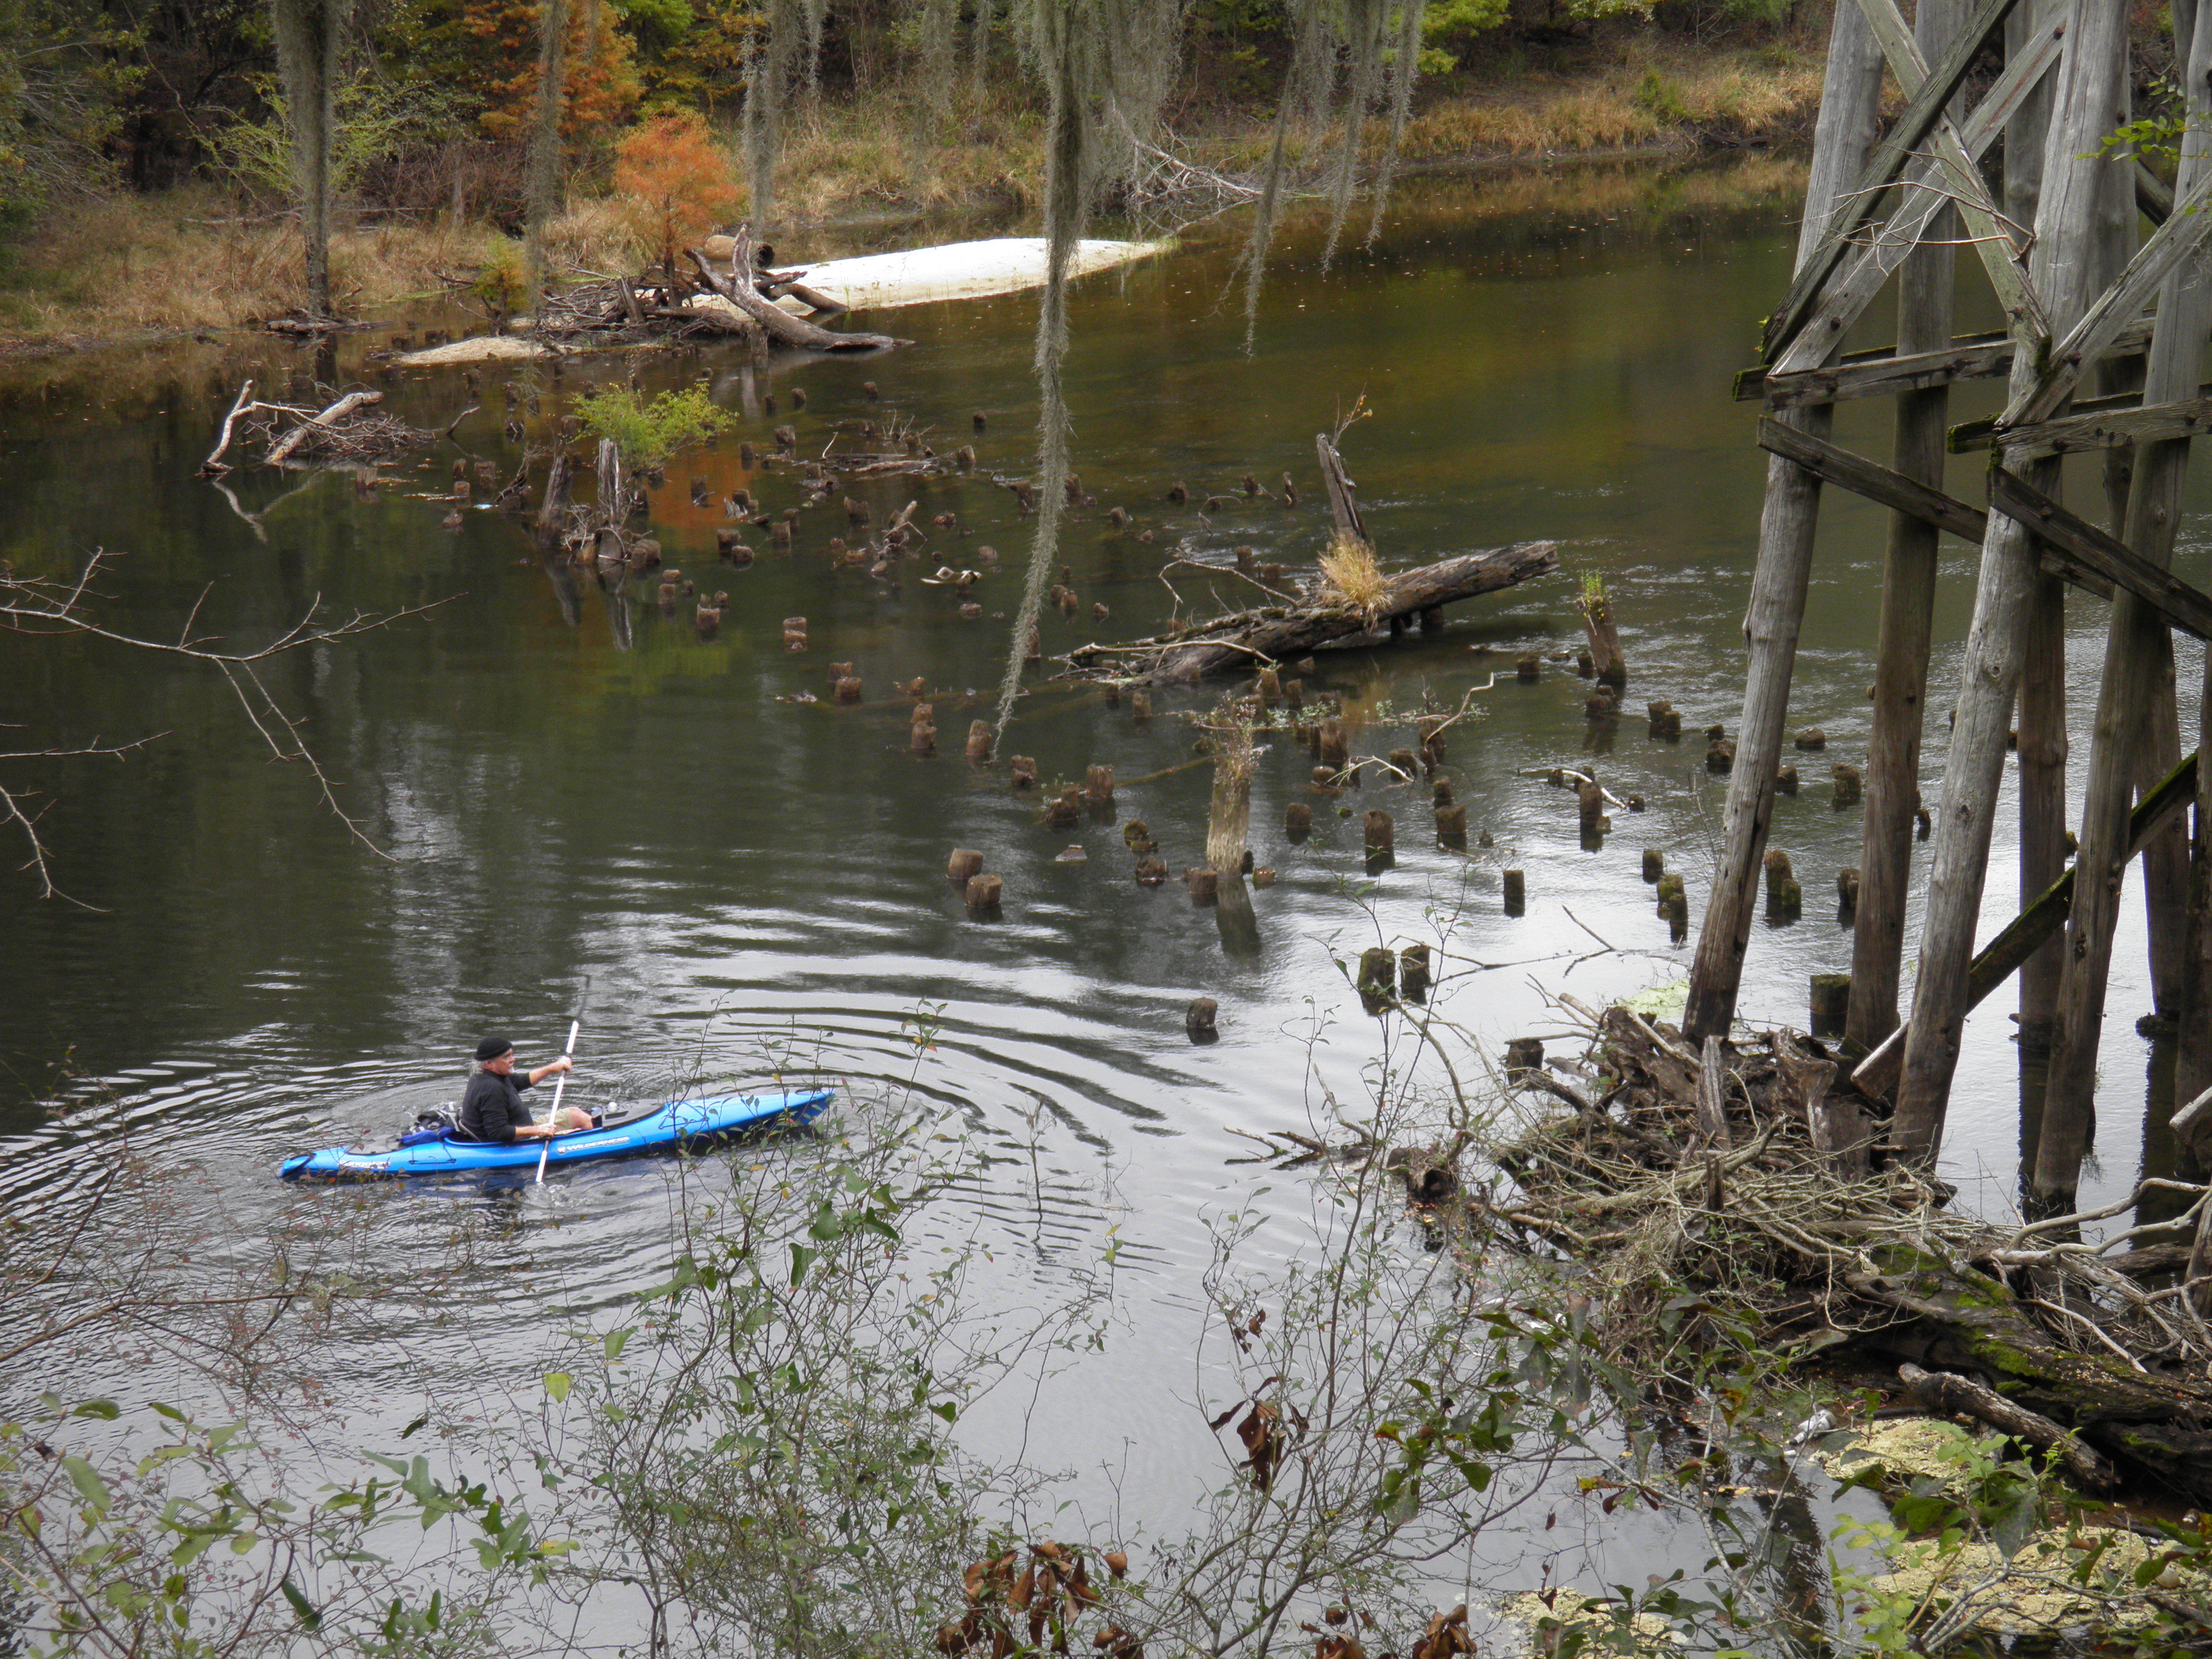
[1066,541,1559,685]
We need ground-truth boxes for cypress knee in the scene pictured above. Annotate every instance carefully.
[1357,946,1396,997]
[1400,943,1432,1001]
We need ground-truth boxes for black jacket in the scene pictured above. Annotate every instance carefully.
[458,1067,534,1143]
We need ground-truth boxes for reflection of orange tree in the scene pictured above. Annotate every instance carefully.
[465,0,640,148]
[615,111,743,271]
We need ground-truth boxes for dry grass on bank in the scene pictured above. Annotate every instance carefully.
[0,189,643,338]
[0,38,1823,346]
[774,94,1048,220]
[1397,46,1822,159]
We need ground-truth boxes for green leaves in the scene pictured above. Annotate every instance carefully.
[60,1454,109,1516]
[574,386,731,472]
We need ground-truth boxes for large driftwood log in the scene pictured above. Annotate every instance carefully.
[265,389,384,465]
[1075,542,1558,685]
[686,230,906,353]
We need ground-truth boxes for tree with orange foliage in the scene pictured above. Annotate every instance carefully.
[463,0,641,148]
[614,111,743,272]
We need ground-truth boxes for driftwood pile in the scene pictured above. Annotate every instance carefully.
[499,225,906,356]
[197,382,433,475]
[1483,1000,2212,1502]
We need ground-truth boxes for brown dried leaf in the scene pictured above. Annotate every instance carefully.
[1104,1550,1129,1580]
[1011,1566,1035,1611]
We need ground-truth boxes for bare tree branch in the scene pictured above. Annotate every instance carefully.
[2,548,458,895]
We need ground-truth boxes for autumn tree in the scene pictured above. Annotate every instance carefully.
[463,0,639,148]
[613,109,740,271]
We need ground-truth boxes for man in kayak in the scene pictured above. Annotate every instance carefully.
[457,1037,594,1143]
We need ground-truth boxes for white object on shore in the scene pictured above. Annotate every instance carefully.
[392,235,1168,366]
[757,236,1169,311]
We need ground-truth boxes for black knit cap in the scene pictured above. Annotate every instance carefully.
[475,1036,514,1062]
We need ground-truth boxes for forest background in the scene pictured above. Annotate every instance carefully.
[0,0,1846,341]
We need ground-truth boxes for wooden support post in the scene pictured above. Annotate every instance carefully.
[2140,640,2189,1021]
[1681,0,1884,1044]
[2032,0,2212,1209]
[1850,0,1963,1055]
[1853,754,2197,1098]
[1895,0,2137,1164]
[2013,0,2071,1053]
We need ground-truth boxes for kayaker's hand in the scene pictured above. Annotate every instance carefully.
[547,1056,573,1076]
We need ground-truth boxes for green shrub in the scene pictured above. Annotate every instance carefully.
[574,385,732,471]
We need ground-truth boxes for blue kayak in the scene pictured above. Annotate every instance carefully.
[279,1087,834,1181]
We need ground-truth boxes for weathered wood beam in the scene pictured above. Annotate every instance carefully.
[2004,159,2212,428]
[1743,314,2161,407]
[1754,416,1987,540]
[1847,0,2047,341]
[1767,6,2060,378]
[1891,0,2136,1164]
[1742,333,2011,406]
[2035,0,2212,1209]
[1854,753,2200,1098]
[1763,0,2022,361]
[1953,387,2212,456]
[1990,466,2212,639]
[1683,0,1888,1046]
[1850,0,1967,1057]
[2139,158,2176,223]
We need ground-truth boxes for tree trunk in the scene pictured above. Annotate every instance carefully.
[269,0,351,320]
[523,0,570,301]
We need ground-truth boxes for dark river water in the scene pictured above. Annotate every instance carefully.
[0,158,2195,1625]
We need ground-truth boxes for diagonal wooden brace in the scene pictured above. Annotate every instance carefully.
[1851,0,2045,330]
[2003,165,2212,428]
[1988,466,2212,639]
[1763,0,2022,362]
[1852,754,2200,1099]
[1768,5,2059,378]
[1755,415,1988,540]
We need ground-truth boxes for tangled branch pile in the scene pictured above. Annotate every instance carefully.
[1480,1001,2212,1501]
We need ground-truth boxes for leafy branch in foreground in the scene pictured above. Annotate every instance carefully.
[1,547,453,900]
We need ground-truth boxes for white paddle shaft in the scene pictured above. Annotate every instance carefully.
[536,1016,580,1185]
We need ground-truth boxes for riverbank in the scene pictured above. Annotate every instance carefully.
[0,37,1819,350]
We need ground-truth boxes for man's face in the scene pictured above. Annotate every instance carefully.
[486,1052,515,1075]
